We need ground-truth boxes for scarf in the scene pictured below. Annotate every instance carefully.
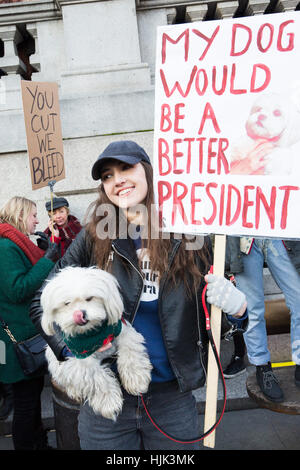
[45,215,82,255]
[0,223,44,265]
[61,319,122,359]
[45,215,82,243]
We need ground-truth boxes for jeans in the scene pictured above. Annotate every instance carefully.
[11,375,44,450]
[78,380,201,450]
[235,239,300,366]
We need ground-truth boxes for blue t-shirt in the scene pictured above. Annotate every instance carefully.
[132,237,175,383]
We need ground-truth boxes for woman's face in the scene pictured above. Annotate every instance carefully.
[101,161,148,210]
[52,207,69,227]
[26,205,39,235]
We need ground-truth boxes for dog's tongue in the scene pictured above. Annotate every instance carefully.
[73,310,87,325]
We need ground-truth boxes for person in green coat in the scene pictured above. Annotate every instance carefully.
[0,196,59,450]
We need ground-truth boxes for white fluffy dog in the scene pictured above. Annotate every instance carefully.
[40,266,152,420]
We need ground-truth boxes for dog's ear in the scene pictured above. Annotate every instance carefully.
[41,312,56,336]
[40,282,56,335]
[100,273,124,325]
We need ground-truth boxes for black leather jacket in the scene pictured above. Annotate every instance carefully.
[29,229,212,392]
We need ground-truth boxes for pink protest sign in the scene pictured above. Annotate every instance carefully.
[154,11,300,239]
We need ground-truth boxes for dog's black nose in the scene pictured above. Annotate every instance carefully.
[82,310,87,320]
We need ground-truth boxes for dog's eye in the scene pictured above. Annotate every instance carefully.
[64,301,71,306]
[86,297,93,302]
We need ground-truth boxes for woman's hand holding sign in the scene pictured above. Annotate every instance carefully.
[205,273,247,318]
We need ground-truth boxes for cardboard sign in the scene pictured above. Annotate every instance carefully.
[21,80,65,190]
[154,11,300,239]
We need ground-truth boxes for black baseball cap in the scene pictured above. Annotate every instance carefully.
[91,140,151,181]
[45,197,69,212]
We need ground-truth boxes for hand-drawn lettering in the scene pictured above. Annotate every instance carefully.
[21,81,65,190]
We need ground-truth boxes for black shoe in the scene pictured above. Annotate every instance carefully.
[295,365,300,388]
[0,384,13,421]
[256,363,284,403]
[223,356,246,379]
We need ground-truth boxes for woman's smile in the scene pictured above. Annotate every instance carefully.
[101,161,148,209]
[116,186,135,197]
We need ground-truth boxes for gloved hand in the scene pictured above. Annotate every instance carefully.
[34,232,49,251]
[205,274,247,317]
[44,241,60,262]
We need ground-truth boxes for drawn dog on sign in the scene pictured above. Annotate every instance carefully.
[230,92,300,175]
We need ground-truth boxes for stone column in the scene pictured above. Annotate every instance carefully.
[0,25,23,110]
[137,6,177,81]
[275,0,299,10]
[215,1,239,18]
[247,0,270,15]
[185,3,208,22]
[57,0,152,98]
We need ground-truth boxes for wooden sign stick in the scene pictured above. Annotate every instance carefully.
[203,234,226,448]
[48,180,56,243]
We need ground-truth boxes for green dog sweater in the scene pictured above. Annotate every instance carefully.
[62,319,122,359]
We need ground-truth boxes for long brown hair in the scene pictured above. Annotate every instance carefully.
[85,161,211,291]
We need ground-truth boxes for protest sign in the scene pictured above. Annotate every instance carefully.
[21,81,65,190]
[154,11,300,239]
[154,11,300,448]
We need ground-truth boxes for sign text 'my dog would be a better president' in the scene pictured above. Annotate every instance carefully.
[154,11,300,239]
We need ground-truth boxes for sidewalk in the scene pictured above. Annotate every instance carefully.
[202,407,300,450]
[1,406,300,451]
[1,339,299,450]
[1,380,300,450]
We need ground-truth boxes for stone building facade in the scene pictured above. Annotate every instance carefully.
[0,0,299,228]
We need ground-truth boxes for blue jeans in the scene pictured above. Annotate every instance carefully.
[78,380,201,450]
[235,239,300,366]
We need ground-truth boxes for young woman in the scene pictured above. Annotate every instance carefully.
[0,196,59,449]
[30,141,247,450]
